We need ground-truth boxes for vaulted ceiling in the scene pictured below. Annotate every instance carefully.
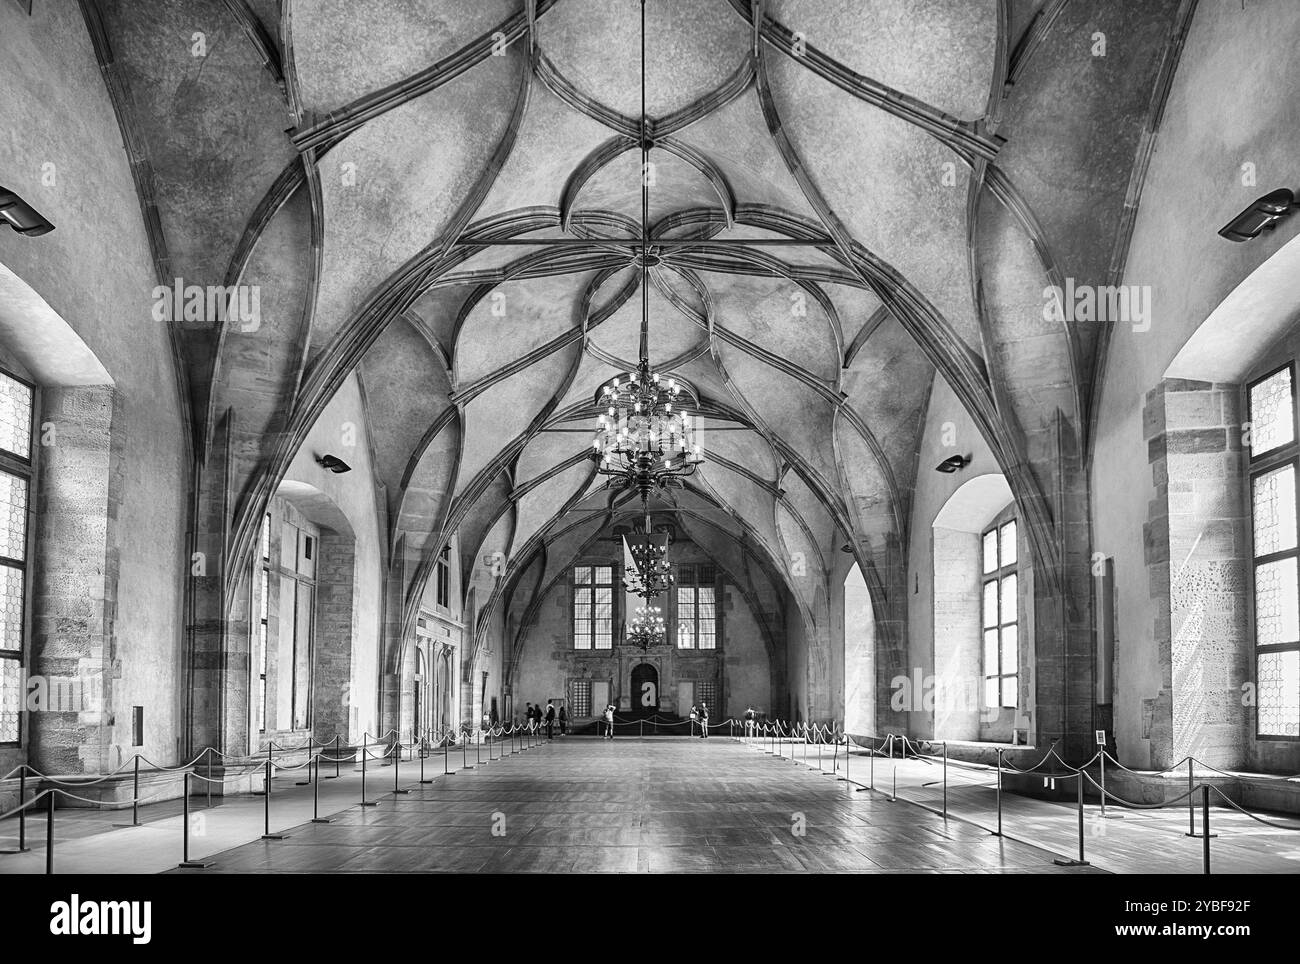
[84,0,1195,644]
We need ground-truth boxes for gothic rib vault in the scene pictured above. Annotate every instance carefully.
[79,0,1196,750]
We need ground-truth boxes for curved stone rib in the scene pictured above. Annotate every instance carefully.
[534,49,641,138]
[751,39,1063,592]
[652,55,756,138]
[725,0,1002,161]
[655,137,737,228]
[842,304,891,368]
[290,1,559,151]
[1006,0,1072,88]
[559,135,638,232]
[220,0,284,86]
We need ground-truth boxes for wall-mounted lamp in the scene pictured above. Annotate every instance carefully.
[935,454,971,474]
[0,186,54,237]
[1218,189,1297,242]
[315,453,351,474]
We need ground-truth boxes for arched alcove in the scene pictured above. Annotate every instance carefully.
[842,563,874,735]
[931,473,1030,743]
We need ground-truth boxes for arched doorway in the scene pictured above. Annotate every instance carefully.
[630,663,659,715]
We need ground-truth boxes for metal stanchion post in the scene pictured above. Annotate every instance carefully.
[444,735,452,776]
[995,749,1003,836]
[207,748,215,805]
[476,732,482,766]
[463,733,470,770]
[133,757,141,827]
[1053,774,1089,866]
[332,735,341,779]
[360,735,378,807]
[870,739,874,789]
[263,759,289,839]
[312,757,332,823]
[15,766,29,852]
[45,792,53,876]
[393,739,409,794]
[1202,784,1211,875]
[1188,758,1195,836]
[942,742,948,818]
[179,772,212,868]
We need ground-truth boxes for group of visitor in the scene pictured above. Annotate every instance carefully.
[688,702,711,738]
[524,700,567,740]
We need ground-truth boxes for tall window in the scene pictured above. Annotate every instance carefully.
[278,517,317,731]
[0,371,32,745]
[436,545,450,609]
[676,564,717,650]
[256,513,270,733]
[572,565,613,650]
[981,519,1018,709]
[1248,364,1300,738]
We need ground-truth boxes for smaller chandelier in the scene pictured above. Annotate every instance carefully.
[592,358,703,500]
[627,604,666,650]
[623,518,674,599]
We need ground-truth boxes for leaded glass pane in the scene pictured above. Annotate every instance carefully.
[0,565,22,652]
[1255,557,1300,645]
[0,373,33,460]
[574,566,592,585]
[594,587,612,648]
[260,513,270,561]
[594,566,612,585]
[984,677,998,708]
[1252,464,1298,555]
[0,471,27,561]
[983,630,999,674]
[1000,573,1017,626]
[982,530,998,574]
[0,658,20,742]
[1250,367,1295,457]
[1000,520,1017,567]
[982,581,998,629]
[1002,624,1018,674]
[1258,650,1300,737]
[1001,676,1017,709]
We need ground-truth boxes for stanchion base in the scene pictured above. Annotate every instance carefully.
[261,833,290,840]
[419,779,435,784]
[110,823,143,829]
[0,847,30,854]
[294,780,311,787]
[311,817,333,824]
[359,801,379,807]
[1184,832,1218,838]
[323,775,340,780]
[1099,813,1126,820]
[1052,858,1090,866]
[178,860,213,869]
[391,789,411,795]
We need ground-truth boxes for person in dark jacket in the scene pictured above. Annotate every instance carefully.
[525,703,535,732]
[558,704,568,736]
[545,700,556,739]
[700,702,710,739]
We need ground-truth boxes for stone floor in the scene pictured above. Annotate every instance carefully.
[11,735,1295,874]
[165,736,1095,874]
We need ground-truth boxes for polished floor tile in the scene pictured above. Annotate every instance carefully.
[168,738,1101,874]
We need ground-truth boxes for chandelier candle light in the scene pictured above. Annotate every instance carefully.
[627,603,666,650]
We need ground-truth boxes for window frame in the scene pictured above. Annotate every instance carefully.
[571,564,616,651]
[1247,361,1300,741]
[981,518,1018,710]
[0,366,35,749]
[675,563,721,651]
[435,545,451,611]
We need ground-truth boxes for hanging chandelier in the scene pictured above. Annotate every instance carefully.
[626,603,666,651]
[590,0,704,506]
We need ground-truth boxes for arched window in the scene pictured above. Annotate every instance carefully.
[1247,363,1300,738]
[0,368,33,746]
[981,517,1019,709]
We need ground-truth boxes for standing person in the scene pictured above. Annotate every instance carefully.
[525,703,534,734]
[545,700,556,740]
[700,702,710,739]
[558,703,568,736]
[689,703,699,738]
[744,705,756,737]
[604,703,615,740]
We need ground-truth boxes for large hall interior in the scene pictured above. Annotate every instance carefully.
[2,0,1300,882]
